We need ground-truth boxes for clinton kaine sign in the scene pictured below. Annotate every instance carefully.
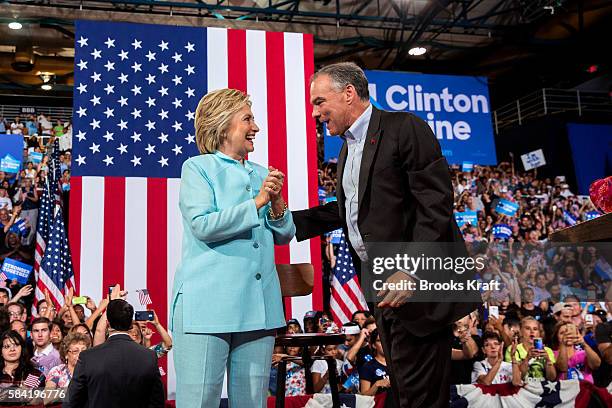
[366,70,497,165]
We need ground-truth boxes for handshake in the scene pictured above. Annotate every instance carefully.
[254,166,286,217]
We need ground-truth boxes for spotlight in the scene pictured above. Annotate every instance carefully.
[8,21,22,30]
[40,73,55,91]
[408,47,427,56]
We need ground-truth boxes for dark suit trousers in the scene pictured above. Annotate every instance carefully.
[373,304,453,408]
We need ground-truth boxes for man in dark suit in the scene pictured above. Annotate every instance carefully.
[63,298,164,408]
[292,62,479,407]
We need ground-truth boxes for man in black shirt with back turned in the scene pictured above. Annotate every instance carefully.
[64,293,164,408]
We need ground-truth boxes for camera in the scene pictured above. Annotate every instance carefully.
[134,311,154,321]
[534,338,543,350]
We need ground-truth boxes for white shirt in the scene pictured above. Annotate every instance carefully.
[38,117,52,134]
[59,129,72,151]
[311,358,343,394]
[0,197,12,210]
[341,104,372,262]
[10,123,23,135]
[34,342,55,357]
[471,359,513,385]
[108,332,131,339]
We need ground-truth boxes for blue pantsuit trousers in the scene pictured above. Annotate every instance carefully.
[172,294,276,408]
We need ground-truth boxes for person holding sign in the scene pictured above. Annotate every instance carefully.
[170,89,295,408]
[1,232,32,264]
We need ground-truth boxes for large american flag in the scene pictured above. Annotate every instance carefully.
[69,20,321,396]
[330,235,368,325]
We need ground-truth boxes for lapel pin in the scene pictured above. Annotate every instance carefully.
[370,138,376,145]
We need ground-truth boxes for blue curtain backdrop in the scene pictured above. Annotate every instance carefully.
[566,123,612,195]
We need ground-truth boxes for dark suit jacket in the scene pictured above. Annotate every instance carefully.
[63,333,164,408]
[293,107,479,336]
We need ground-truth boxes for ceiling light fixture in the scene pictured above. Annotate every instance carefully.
[408,47,427,56]
[40,73,55,91]
[8,21,22,30]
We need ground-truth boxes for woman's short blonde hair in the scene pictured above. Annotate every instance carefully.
[194,89,251,154]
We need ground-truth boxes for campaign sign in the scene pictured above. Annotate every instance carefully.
[0,155,21,174]
[462,162,474,172]
[594,259,612,281]
[563,210,577,226]
[454,210,478,227]
[365,70,497,164]
[0,134,24,174]
[323,122,343,162]
[329,229,343,244]
[1,258,33,284]
[318,187,327,202]
[495,199,519,217]
[492,224,513,239]
[29,152,43,164]
[585,211,601,221]
[521,149,546,171]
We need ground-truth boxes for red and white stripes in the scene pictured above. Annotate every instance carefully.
[330,275,369,325]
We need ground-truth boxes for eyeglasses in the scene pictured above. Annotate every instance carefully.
[67,349,85,354]
[8,312,22,317]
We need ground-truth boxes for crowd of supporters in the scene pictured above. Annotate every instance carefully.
[1,117,174,404]
[0,118,71,317]
[0,283,171,404]
[0,115,72,152]
[0,117,72,263]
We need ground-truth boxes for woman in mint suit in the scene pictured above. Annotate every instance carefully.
[171,89,295,407]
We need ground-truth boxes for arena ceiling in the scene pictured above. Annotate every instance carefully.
[0,0,611,105]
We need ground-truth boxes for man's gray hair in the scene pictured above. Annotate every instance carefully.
[314,62,369,101]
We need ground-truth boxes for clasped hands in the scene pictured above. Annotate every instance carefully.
[255,166,286,209]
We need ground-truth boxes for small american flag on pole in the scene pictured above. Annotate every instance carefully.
[0,272,7,282]
[137,289,152,306]
[23,373,41,388]
[330,234,368,325]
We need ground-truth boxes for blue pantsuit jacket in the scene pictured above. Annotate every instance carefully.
[170,151,295,333]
